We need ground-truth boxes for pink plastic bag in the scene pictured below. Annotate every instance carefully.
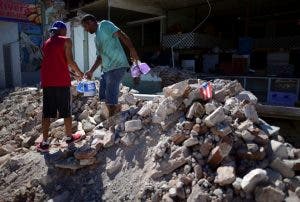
[139,62,151,74]
[130,65,141,78]
[130,61,151,78]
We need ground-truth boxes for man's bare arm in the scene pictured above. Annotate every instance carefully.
[85,55,102,79]
[114,30,139,62]
[65,38,84,78]
[89,55,102,73]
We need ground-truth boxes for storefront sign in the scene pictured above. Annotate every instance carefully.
[0,0,41,24]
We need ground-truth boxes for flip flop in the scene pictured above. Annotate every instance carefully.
[36,141,50,153]
[66,132,82,144]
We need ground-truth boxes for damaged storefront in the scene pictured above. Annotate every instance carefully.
[0,0,43,88]
[0,0,66,88]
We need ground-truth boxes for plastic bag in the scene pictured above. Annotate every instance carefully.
[130,60,151,78]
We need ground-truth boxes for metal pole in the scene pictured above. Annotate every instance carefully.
[141,24,144,47]
[171,47,175,68]
[107,0,111,20]
[160,19,163,45]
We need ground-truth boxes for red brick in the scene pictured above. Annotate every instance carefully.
[198,123,208,135]
[171,132,189,145]
[199,142,213,157]
[208,142,232,167]
[254,130,269,145]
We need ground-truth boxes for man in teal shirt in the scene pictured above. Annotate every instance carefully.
[81,14,139,116]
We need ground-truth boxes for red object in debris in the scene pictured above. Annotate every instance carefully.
[199,82,213,101]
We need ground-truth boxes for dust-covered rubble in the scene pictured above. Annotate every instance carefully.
[0,79,300,201]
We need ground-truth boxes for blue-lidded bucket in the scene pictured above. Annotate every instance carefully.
[76,80,96,96]
[76,82,84,93]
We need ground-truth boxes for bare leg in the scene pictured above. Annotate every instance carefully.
[42,118,51,142]
[64,117,73,137]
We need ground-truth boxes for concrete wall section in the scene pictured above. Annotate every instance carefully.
[0,21,20,88]
[11,42,22,86]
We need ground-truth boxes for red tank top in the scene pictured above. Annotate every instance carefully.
[41,36,71,87]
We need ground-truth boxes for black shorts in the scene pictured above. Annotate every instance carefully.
[43,87,71,118]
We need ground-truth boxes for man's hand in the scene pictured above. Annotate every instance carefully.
[77,71,84,80]
[73,74,82,81]
[70,70,84,81]
[65,38,84,80]
[85,70,93,80]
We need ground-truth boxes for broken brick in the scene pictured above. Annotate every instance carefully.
[208,142,232,167]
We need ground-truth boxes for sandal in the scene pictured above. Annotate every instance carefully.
[36,141,50,153]
[66,132,82,144]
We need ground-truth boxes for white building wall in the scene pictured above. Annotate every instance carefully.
[88,33,101,78]
[73,25,85,72]
[0,21,21,88]
[71,24,101,79]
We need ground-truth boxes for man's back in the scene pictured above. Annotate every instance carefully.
[94,20,129,72]
[41,36,70,87]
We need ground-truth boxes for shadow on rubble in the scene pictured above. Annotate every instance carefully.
[96,136,149,181]
[38,150,105,201]
[265,118,300,148]
[97,126,157,181]
[0,88,14,103]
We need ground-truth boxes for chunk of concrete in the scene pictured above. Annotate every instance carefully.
[125,119,142,132]
[186,102,205,119]
[255,186,285,202]
[205,103,217,115]
[204,106,225,127]
[214,166,236,186]
[270,140,289,159]
[244,104,259,124]
[270,158,295,178]
[241,169,268,193]
[236,91,258,104]
[163,80,189,99]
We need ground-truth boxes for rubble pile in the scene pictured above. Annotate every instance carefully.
[132,79,300,201]
[0,79,300,201]
[0,82,138,153]
[0,87,43,149]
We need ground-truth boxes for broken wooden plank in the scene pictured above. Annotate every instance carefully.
[256,104,300,120]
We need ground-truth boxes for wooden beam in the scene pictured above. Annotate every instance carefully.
[110,0,163,15]
[256,104,300,120]
[126,16,166,26]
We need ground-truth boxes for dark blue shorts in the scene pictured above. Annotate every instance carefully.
[99,67,126,105]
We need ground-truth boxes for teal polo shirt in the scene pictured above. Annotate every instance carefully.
[94,20,130,72]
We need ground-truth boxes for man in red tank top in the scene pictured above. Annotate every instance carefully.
[37,21,84,152]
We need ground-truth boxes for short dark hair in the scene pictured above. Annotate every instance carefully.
[81,14,97,24]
